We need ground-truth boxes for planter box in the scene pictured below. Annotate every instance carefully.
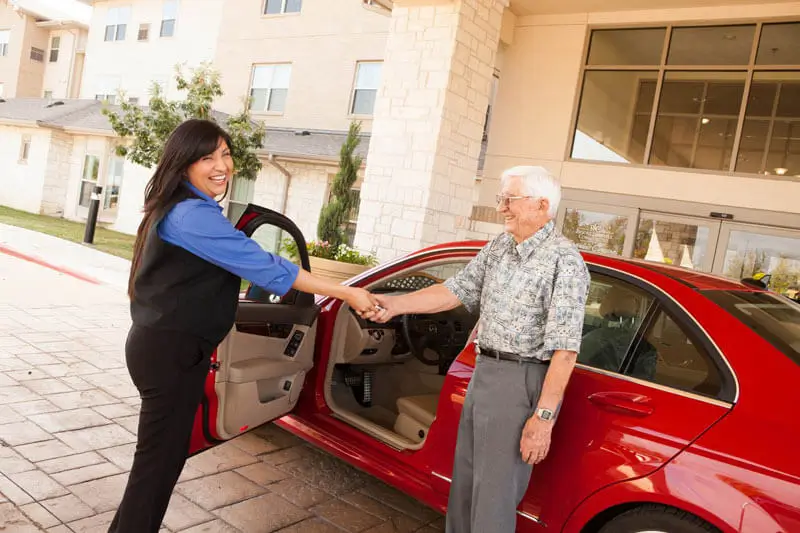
[309,256,370,283]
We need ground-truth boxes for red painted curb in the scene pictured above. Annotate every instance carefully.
[0,244,102,285]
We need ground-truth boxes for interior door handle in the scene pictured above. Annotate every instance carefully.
[588,391,654,416]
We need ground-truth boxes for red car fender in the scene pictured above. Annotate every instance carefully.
[560,459,791,533]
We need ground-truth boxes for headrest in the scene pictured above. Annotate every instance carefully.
[599,286,640,319]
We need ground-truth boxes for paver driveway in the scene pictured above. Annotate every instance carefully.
[0,249,444,533]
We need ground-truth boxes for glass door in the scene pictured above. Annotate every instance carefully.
[632,212,721,272]
[713,223,800,297]
[556,201,639,257]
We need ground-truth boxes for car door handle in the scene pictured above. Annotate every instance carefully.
[588,391,654,417]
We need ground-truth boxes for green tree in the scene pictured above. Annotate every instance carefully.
[317,121,363,250]
[102,63,266,181]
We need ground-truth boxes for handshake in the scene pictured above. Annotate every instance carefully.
[342,287,394,324]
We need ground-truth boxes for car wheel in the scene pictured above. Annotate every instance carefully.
[598,504,719,533]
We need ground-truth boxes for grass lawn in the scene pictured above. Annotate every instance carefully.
[0,206,136,260]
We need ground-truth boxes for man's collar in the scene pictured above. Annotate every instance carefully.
[183,181,220,208]
[511,220,555,259]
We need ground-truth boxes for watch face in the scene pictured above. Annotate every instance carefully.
[538,409,553,420]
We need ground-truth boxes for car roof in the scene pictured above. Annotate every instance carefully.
[419,240,763,292]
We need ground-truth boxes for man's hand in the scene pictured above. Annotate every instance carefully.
[519,415,553,465]
[368,294,400,323]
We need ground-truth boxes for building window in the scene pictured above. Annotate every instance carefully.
[250,64,292,113]
[30,47,44,62]
[104,156,124,209]
[161,1,177,38]
[228,177,255,222]
[0,30,9,56]
[128,96,139,105]
[95,77,120,104]
[49,36,60,62]
[19,136,31,163]
[264,0,301,15]
[79,155,100,208]
[351,61,382,116]
[105,6,130,42]
[571,21,800,177]
[138,23,150,41]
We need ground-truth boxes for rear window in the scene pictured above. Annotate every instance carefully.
[703,290,800,366]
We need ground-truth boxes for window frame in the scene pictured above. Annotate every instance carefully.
[19,135,31,163]
[0,29,9,57]
[249,63,292,114]
[160,0,178,38]
[350,61,383,117]
[78,154,101,208]
[263,0,302,16]
[567,20,800,177]
[104,155,125,210]
[104,6,130,42]
[30,47,44,62]
[579,263,737,404]
[49,35,60,62]
[138,23,150,41]
[227,175,255,223]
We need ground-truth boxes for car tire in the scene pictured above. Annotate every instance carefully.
[598,504,719,533]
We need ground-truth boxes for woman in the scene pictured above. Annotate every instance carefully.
[108,119,379,533]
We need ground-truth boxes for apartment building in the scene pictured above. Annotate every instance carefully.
[68,0,389,241]
[0,0,89,99]
[79,0,225,103]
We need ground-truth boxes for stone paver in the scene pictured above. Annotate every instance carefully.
[0,244,444,531]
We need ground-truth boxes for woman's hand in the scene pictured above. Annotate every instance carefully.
[343,287,381,318]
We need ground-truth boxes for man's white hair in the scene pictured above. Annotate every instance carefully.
[500,165,562,218]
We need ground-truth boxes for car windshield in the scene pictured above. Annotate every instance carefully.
[703,290,800,367]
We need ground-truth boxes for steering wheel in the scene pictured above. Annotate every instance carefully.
[402,314,455,366]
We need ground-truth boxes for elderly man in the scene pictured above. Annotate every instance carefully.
[368,166,590,532]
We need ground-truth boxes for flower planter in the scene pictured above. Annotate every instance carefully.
[309,256,370,284]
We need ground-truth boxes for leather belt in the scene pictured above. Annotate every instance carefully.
[477,345,550,365]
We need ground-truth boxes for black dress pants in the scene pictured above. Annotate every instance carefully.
[108,325,213,533]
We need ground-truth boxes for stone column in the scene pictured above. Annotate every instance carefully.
[354,0,507,261]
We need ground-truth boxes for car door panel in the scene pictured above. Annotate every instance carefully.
[189,203,318,454]
[520,366,730,528]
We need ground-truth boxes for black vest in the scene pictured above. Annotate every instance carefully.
[130,200,241,346]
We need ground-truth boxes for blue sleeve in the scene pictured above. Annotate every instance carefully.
[158,200,300,296]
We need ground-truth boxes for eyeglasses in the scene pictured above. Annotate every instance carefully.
[495,194,534,207]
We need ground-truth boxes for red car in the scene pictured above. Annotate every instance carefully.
[189,205,800,533]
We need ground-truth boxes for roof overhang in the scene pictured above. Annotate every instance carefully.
[35,19,88,30]
[361,0,393,14]
[0,118,38,128]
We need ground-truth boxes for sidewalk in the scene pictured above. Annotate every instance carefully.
[0,502,46,532]
[0,224,130,291]
[0,226,444,532]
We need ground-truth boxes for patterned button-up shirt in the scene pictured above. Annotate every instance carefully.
[444,221,590,361]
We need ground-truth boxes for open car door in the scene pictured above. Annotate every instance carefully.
[189,204,320,455]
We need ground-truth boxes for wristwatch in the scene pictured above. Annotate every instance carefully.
[535,407,555,421]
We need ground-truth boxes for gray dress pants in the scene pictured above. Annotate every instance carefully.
[445,355,548,533]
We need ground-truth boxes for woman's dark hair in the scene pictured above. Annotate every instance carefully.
[128,118,234,298]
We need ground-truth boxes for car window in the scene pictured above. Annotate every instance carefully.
[702,290,800,367]
[579,274,654,372]
[244,225,302,304]
[629,309,723,398]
